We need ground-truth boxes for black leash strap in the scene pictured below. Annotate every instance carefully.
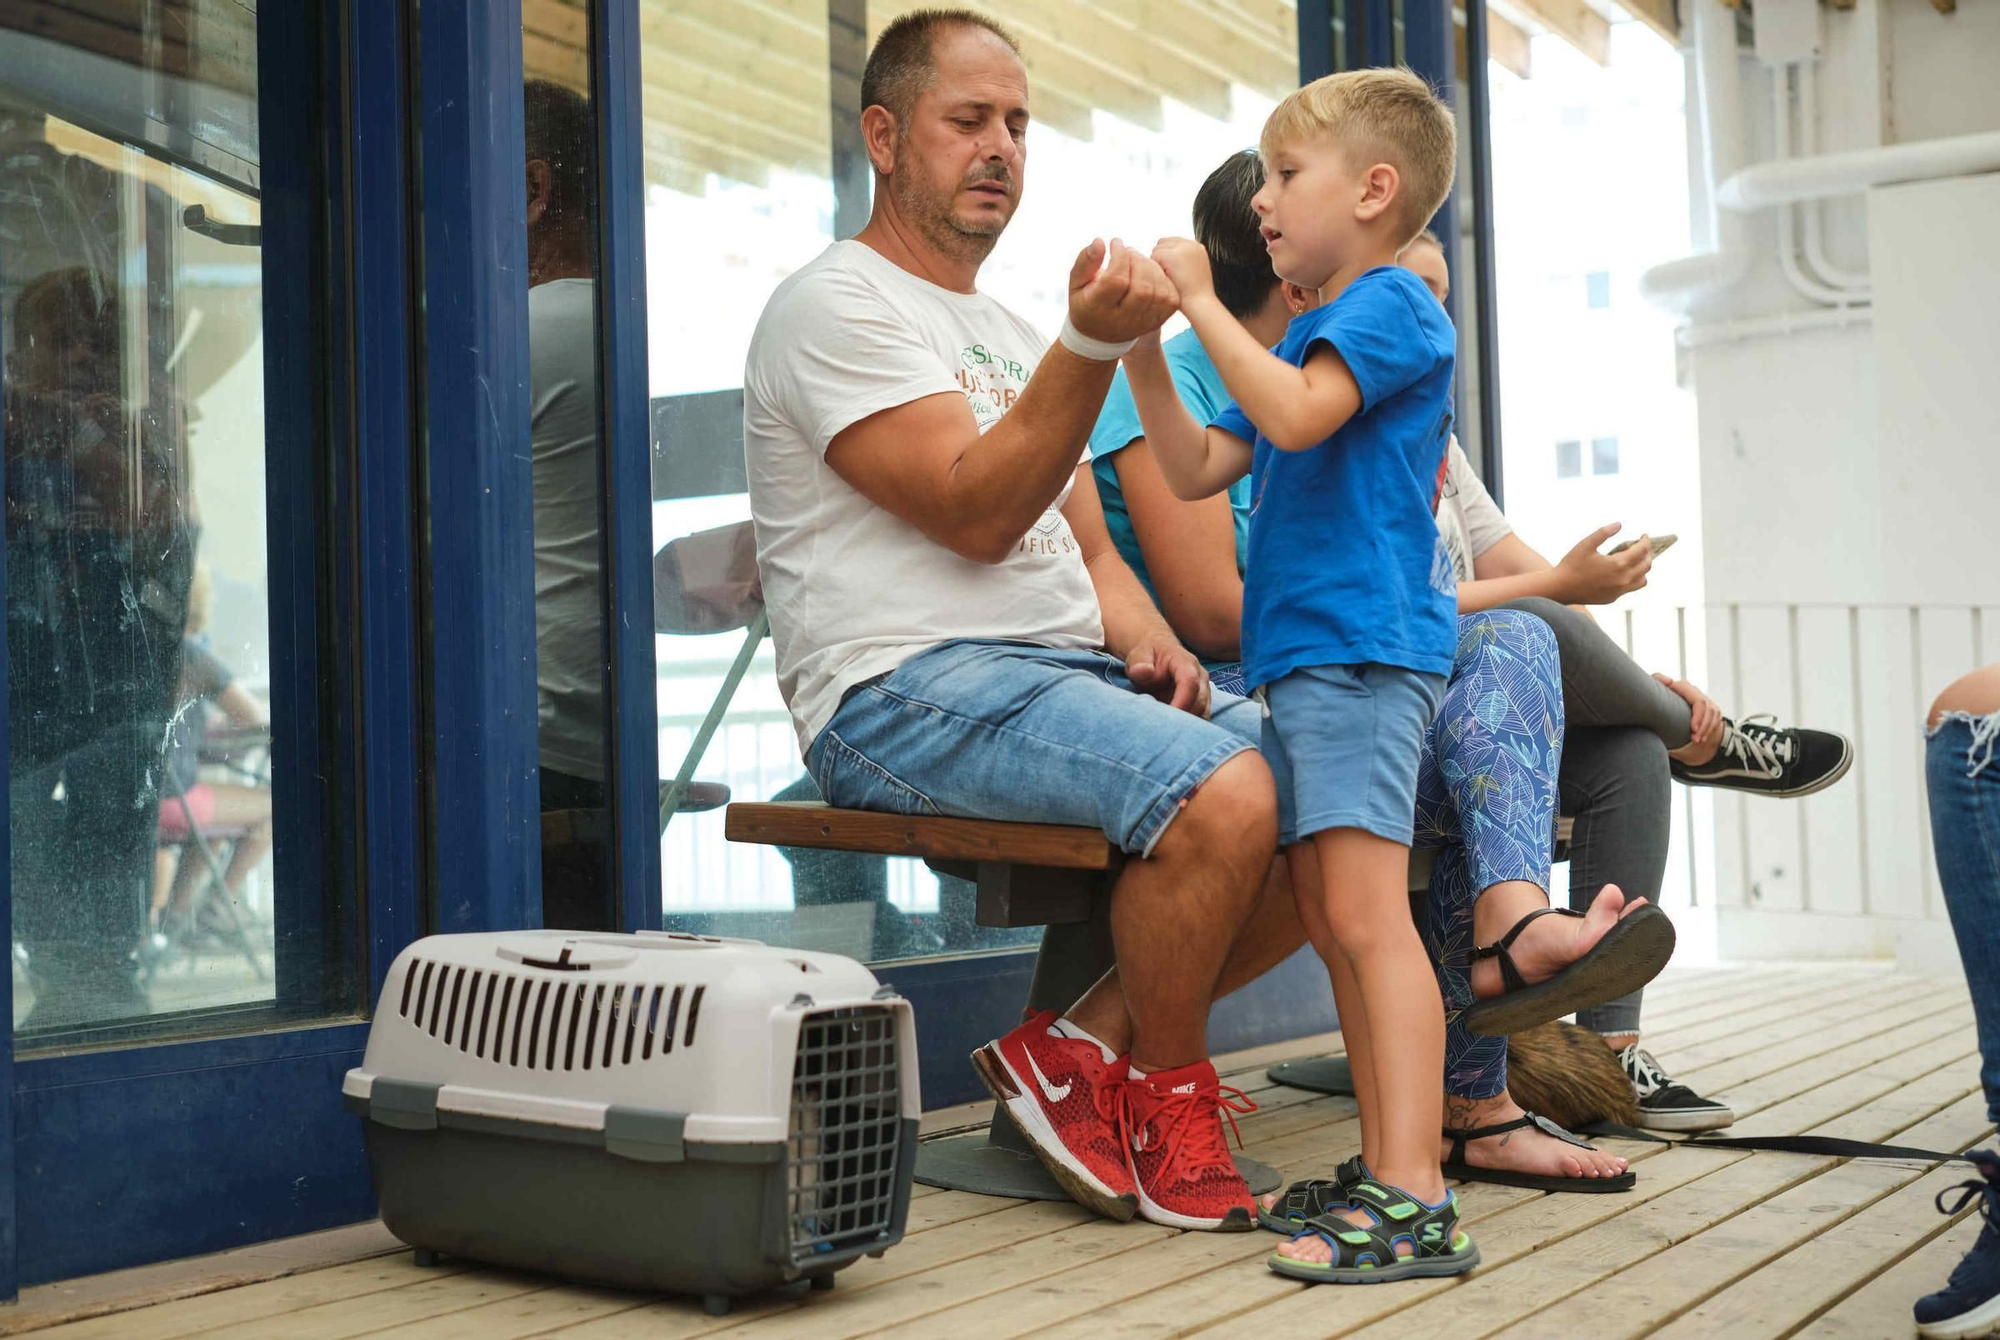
[1583,1122,1977,1164]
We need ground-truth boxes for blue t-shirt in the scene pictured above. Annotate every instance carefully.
[1088,329,1251,670]
[1212,265,1459,690]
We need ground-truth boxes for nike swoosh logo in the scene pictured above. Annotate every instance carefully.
[1024,1050,1071,1104]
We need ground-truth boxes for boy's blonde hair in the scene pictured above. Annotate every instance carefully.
[1260,67,1458,246]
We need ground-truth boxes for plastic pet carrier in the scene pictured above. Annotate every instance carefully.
[343,930,919,1313]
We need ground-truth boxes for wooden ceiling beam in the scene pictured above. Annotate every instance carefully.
[644,85,828,175]
[1502,0,1612,63]
[1457,8,1534,79]
[1094,0,1298,101]
[1608,0,1680,44]
[1000,0,1235,122]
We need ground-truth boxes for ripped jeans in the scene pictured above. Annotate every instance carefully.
[1928,708,2000,1123]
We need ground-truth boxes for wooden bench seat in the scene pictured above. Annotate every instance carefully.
[723,801,1577,1201]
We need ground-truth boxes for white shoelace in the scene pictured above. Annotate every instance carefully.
[1718,714,1795,779]
[1621,1044,1673,1096]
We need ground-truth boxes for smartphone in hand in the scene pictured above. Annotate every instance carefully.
[1608,533,1678,558]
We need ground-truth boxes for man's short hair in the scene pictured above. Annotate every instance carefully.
[861,8,1021,129]
[1193,149,1280,322]
[1400,227,1444,256]
[1260,67,1457,246]
[524,79,593,239]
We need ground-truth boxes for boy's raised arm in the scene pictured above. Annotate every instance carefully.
[1153,238,1363,454]
[1123,330,1253,501]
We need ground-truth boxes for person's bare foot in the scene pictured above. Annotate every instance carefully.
[1470,884,1650,1000]
[1442,1092,1627,1180]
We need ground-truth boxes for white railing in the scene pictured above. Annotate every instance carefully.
[1613,599,1995,938]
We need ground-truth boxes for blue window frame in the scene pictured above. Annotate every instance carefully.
[0,0,422,1289]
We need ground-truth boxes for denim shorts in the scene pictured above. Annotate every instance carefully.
[805,640,1262,857]
[1262,662,1448,847]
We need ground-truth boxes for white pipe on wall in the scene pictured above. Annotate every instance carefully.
[1639,0,1752,312]
[1795,65,1873,290]
[1715,127,2000,211]
[1772,69,1870,306]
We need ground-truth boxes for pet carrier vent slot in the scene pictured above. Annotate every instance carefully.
[786,1006,903,1263]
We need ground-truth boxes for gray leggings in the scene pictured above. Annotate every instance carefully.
[1504,598,1685,1036]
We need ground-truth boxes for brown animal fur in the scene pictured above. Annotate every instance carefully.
[1504,1020,1640,1129]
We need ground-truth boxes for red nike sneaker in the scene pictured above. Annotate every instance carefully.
[973,1012,1137,1221]
[1124,1060,1258,1230]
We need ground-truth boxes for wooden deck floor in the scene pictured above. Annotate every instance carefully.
[21,963,1990,1339]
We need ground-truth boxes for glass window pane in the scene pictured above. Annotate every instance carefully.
[1556,439,1583,478]
[521,16,616,931]
[1591,435,1620,476]
[643,4,1296,964]
[1,3,330,1044]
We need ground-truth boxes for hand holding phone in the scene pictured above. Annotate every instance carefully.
[1609,533,1678,558]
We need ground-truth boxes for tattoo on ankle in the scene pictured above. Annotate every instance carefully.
[1445,1095,1478,1131]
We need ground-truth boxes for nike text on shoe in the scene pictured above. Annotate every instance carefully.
[1619,1042,1735,1132]
[973,1011,1137,1221]
[1671,714,1854,799]
[1124,1060,1258,1231]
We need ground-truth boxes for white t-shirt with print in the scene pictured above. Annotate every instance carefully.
[744,240,1104,754]
[1435,437,1514,583]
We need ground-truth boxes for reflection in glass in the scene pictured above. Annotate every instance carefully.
[2,2,281,1042]
[516,54,615,930]
[638,1,1297,963]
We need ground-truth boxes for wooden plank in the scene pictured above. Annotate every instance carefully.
[1609,0,1678,45]
[904,1189,1026,1233]
[1665,989,1971,1099]
[1491,1092,1994,1340]
[1801,1205,1984,1339]
[1506,0,1612,64]
[362,1284,648,1339]
[694,1217,1179,1339]
[193,1270,549,1340]
[36,1256,463,1340]
[1329,1057,1987,1340]
[1648,1151,1991,1339]
[1170,1145,1735,1340]
[1717,1011,1974,1127]
[724,803,1118,871]
[1458,10,1533,80]
[868,0,1168,131]
[1093,0,1297,100]
[1649,976,1962,1080]
[1003,0,1236,120]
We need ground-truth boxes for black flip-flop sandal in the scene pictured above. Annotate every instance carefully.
[1267,1179,1480,1284]
[1257,1155,1369,1233]
[1461,904,1675,1037]
[1443,1112,1635,1192]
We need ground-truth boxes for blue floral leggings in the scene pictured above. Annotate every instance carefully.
[1414,609,1566,1101]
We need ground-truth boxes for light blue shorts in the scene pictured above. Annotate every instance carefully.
[806,640,1263,857]
[1261,663,1448,848]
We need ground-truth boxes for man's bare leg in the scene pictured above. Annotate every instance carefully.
[1066,847,1309,1055]
[1085,752,1276,1071]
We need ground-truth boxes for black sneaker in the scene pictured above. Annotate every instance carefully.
[1670,714,1854,798]
[1916,1151,2000,1339]
[1617,1043,1735,1132]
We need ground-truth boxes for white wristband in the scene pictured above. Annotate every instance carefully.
[1059,316,1137,362]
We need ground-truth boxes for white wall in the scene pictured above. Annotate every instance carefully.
[1671,0,2000,965]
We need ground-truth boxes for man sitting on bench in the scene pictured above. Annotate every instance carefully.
[743,10,1293,1232]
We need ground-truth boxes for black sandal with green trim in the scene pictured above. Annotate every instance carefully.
[1461,903,1674,1037]
[1444,1112,1635,1192]
[1267,1178,1480,1284]
[1256,1155,1369,1233]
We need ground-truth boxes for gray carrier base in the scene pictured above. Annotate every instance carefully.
[350,1085,918,1314]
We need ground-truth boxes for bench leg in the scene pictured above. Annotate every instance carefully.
[914,897,1282,1201]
